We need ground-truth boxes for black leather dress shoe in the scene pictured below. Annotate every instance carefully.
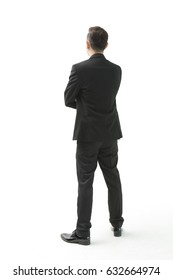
[113,228,122,237]
[60,230,90,245]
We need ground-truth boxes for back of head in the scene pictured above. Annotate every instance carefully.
[87,26,108,52]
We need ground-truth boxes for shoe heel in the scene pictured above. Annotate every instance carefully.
[79,238,90,245]
[114,229,122,237]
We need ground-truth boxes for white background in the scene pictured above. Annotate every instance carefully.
[0,0,173,278]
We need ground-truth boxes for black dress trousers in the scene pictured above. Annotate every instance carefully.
[76,140,124,237]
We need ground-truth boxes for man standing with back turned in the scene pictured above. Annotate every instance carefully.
[61,26,124,245]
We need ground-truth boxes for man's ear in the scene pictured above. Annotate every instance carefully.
[105,42,108,49]
[86,40,90,49]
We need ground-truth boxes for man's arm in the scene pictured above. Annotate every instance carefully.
[64,65,80,109]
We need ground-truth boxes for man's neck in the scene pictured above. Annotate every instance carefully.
[88,49,103,57]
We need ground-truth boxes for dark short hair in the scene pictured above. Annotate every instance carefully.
[87,26,108,52]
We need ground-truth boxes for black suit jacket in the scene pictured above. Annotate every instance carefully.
[64,53,123,141]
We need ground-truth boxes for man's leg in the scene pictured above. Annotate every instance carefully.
[98,141,124,229]
[76,141,98,237]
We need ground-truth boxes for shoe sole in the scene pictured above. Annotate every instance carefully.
[61,235,90,245]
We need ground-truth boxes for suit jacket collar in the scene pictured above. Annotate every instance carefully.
[89,53,105,59]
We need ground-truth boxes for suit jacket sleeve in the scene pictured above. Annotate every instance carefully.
[64,65,80,109]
